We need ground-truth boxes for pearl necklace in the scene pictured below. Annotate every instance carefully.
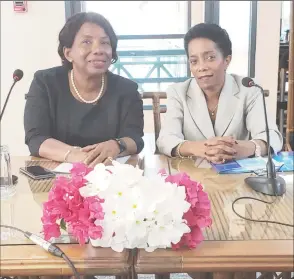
[70,70,105,104]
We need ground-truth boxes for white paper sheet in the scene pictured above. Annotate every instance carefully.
[52,156,131,174]
[194,158,212,169]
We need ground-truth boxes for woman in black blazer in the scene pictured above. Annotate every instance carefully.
[24,12,144,167]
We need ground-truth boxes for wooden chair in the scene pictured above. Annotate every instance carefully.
[142,92,167,153]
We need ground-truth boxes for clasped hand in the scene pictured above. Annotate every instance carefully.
[204,136,238,164]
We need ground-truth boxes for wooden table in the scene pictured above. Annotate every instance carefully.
[0,156,142,277]
[1,149,293,278]
[135,156,294,277]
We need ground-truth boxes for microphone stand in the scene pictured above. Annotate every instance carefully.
[245,85,286,196]
[0,80,17,121]
[1,79,19,186]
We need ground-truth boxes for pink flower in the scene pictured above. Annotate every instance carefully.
[164,171,212,250]
[158,169,168,176]
[41,163,105,244]
[70,163,93,177]
[85,197,105,220]
[68,222,89,245]
[184,226,204,248]
[41,213,59,225]
[183,209,198,227]
[88,225,103,240]
[43,223,61,240]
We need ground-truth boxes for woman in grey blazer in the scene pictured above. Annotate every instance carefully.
[157,23,283,164]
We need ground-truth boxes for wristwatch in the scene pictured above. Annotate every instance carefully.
[250,140,261,157]
[113,138,127,154]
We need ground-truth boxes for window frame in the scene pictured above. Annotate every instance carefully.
[64,1,257,78]
[64,1,192,90]
[204,0,257,78]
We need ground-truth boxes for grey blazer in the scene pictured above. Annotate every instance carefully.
[157,73,283,156]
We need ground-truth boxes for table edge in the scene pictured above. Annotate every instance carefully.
[135,240,294,273]
[0,244,132,276]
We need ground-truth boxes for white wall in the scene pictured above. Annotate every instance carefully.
[0,1,65,156]
[255,1,282,117]
[0,1,282,155]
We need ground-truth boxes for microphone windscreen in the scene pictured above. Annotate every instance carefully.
[242,77,255,88]
[13,69,24,81]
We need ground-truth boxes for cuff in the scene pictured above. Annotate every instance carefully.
[26,135,51,157]
[157,135,185,157]
[252,131,283,155]
[129,136,144,154]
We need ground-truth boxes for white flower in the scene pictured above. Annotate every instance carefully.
[79,164,112,197]
[107,160,144,187]
[86,160,193,252]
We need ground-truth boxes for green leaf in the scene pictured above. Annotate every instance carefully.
[60,219,67,231]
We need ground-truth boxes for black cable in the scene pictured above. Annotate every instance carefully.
[0,224,26,234]
[232,196,294,228]
[0,225,80,279]
[62,253,80,279]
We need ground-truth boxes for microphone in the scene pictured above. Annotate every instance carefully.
[0,69,24,121]
[24,231,64,257]
[0,224,80,279]
[241,77,286,196]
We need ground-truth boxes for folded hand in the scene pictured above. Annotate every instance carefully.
[204,136,238,164]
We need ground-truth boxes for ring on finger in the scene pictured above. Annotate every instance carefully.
[222,158,226,163]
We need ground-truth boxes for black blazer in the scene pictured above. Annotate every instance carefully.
[24,66,144,156]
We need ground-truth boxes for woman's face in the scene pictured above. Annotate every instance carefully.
[188,38,231,92]
[64,22,113,76]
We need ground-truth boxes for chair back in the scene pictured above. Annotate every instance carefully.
[142,92,167,153]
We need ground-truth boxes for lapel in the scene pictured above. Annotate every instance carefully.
[214,74,240,136]
[186,79,215,139]
[186,74,240,139]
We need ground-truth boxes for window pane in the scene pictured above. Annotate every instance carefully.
[117,38,184,51]
[219,1,251,77]
[110,49,188,92]
[280,1,291,42]
[84,1,188,35]
[83,1,190,92]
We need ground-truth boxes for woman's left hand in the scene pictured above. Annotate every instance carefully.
[83,140,120,167]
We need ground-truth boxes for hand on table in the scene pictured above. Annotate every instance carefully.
[67,148,88,163]
[82,140,120,167]
[204,136,238,164]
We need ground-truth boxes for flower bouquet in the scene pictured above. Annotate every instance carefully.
[41,161,212,252]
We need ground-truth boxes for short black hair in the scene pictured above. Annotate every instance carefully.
[58,12,118,69]
[184,23,232,57]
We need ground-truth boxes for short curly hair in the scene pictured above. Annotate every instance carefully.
[184,23,232,58]
[58,12,118,69]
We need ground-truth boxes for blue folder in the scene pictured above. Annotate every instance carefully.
[211,151,294,174]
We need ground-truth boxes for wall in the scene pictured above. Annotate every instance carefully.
[0,1,282,156]
[0,1,65,155]
[255,1,282,117]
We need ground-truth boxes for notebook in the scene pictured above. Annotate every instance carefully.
[211,151,293,174]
